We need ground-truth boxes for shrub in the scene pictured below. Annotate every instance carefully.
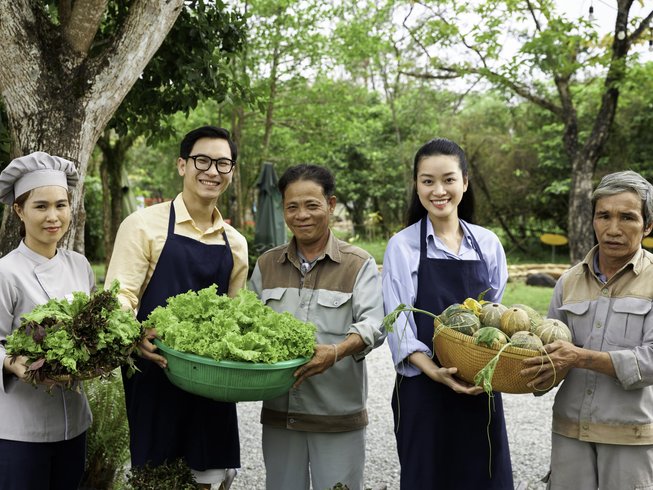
[80,372,130,490]
[125,459,200,490]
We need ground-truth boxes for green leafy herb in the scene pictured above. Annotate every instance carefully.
[5,281,142,386]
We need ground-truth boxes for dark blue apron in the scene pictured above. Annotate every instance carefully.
[391,218,513,489]
[122,202,240,470]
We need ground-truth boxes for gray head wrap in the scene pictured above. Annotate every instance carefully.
[0,151,79,205]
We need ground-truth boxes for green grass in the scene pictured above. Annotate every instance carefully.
[501,282,554,316]
[347,238,387,263]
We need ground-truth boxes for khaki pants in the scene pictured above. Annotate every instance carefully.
[262,425,366,490]
[547,433,653,490]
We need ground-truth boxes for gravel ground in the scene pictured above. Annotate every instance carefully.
[230,346,556,490]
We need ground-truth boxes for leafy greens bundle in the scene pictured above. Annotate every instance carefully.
[5,281,142,385]
[144,286,316,363]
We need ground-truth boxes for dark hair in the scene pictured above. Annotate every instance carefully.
[13,191,29,238]
[278,164,335,199]
[405,138,475,226]
[179,126,238,162]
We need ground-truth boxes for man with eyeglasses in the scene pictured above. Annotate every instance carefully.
[105,125,248,490]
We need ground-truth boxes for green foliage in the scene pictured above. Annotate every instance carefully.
[111,0,653,260]
[473,327,508,348]
[80,374,130,490]
[5,282,142,384]
[84,175,105,262]
[125,459,200,490]
[107,1,249,142]
[144,286,316,363]
[606,61,653,180]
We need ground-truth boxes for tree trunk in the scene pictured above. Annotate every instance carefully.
[562,1,639,263]
[567,155,596,263]
[230,106,246,228]
[380,46,409,208]
[261,43,280,161]
[98,131,134,270]
[0,0,184,257]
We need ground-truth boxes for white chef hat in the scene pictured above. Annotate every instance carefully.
[0,151,79,205]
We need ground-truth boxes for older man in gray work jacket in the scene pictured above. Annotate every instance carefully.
[250,164,385,490]
[522,170,653,490]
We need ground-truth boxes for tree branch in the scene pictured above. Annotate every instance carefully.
[553,74,579,159]
[626,6,653,46]
[63,0,108,55]
[472,67,563,116]
[581,0,646,166]
[84,0,185,142]
[398,69,461,80]
[525,0,543,32]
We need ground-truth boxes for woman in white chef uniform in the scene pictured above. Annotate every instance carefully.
[0,152,95,490]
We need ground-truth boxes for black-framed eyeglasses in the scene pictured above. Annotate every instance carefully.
[187,154,236,174]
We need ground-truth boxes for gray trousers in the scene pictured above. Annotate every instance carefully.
[262,425,366,490]
[548,432,653,490]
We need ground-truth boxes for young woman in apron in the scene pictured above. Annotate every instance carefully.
[383,138,513,489]
[122,202,239,480]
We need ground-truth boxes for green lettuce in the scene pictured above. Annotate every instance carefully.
[5,281,142,385]
[144,286,316,363]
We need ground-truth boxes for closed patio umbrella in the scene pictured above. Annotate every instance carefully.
[254,162,286,253]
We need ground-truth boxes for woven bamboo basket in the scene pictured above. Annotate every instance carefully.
[433,325,544,394]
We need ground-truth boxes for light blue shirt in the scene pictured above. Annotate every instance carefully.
[382,219,508,377]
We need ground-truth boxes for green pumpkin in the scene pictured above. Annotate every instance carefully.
[440,303,467,322]
[479,302,508,329]
[500,307,532,337]
[510,330,544,351]
[445,310,481,336]
[510,303,543,330]
[533,318,572,345]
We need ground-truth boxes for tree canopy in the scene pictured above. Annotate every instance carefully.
[3,0,653,264]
